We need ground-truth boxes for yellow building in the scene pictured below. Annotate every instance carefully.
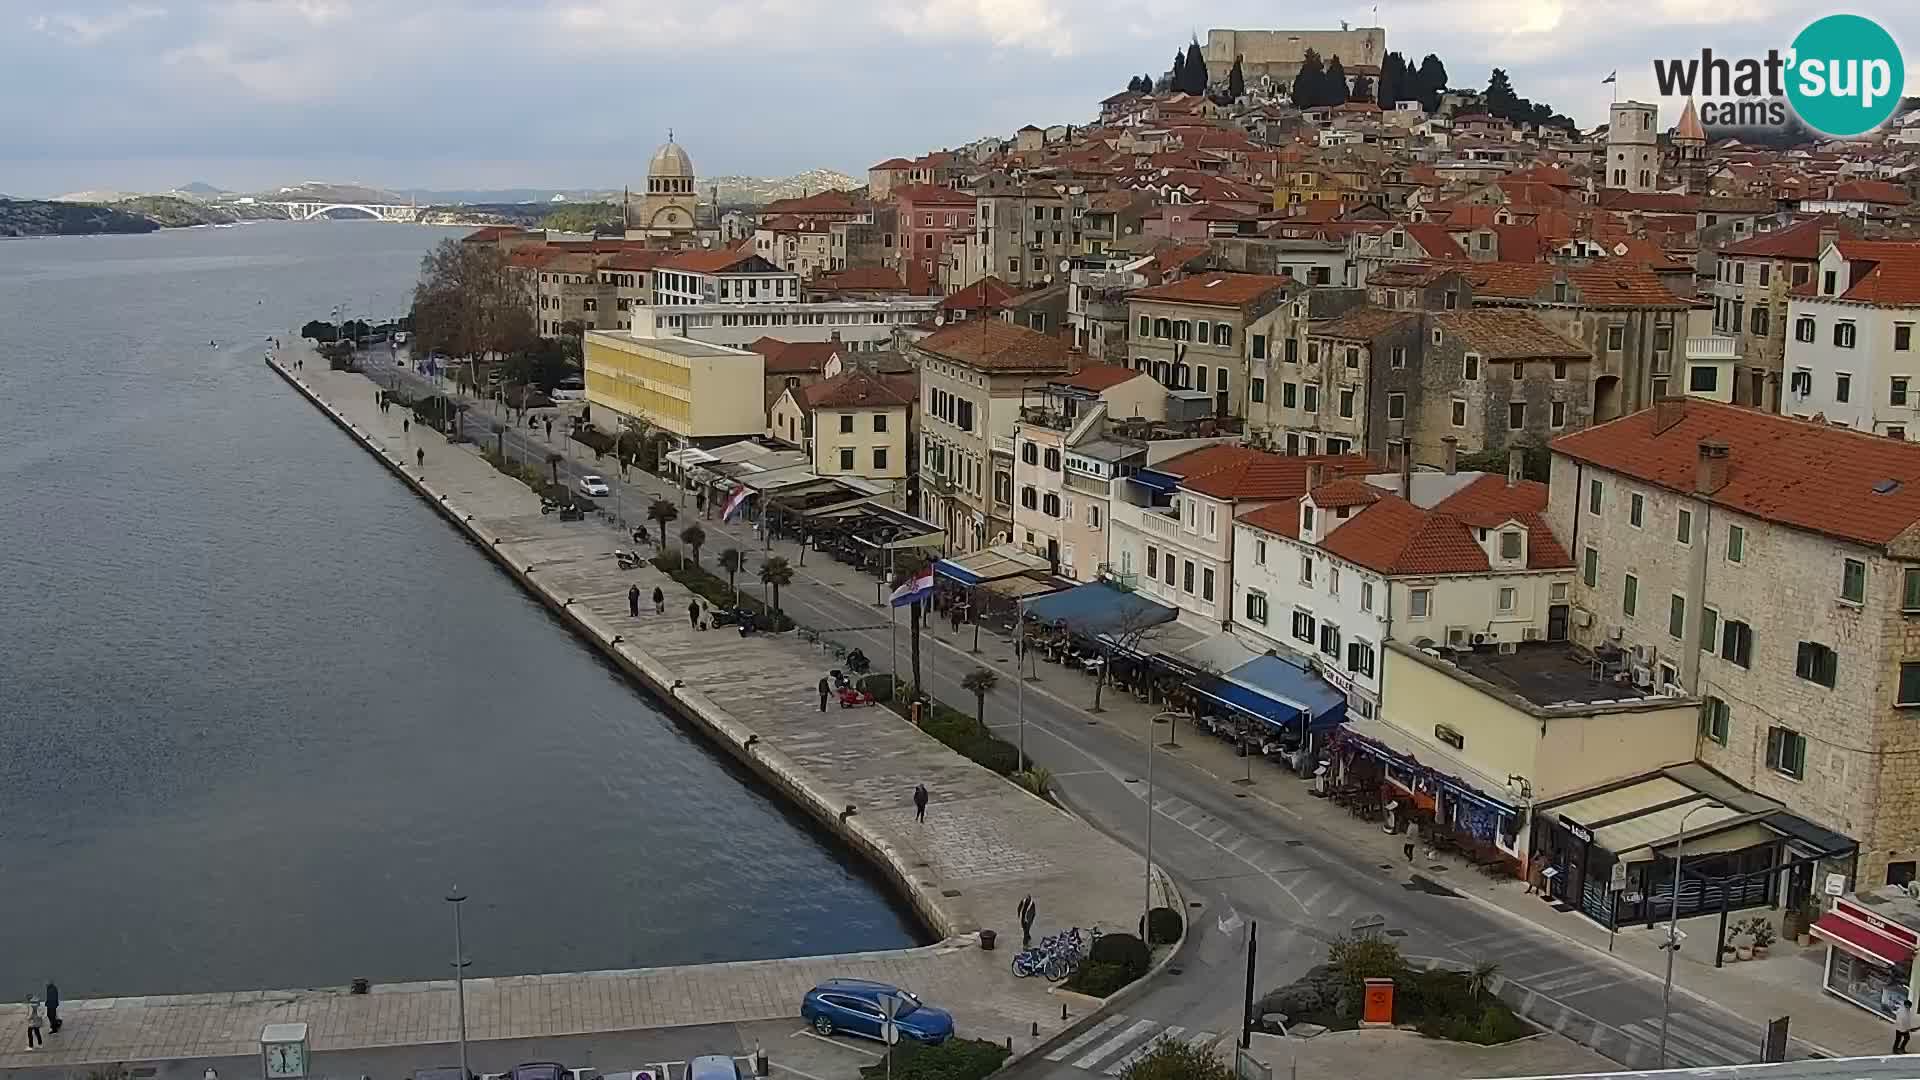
[584,330,765,439]
[768,370,916,502]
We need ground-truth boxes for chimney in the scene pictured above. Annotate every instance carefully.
[1651,393,1685,435]
[1306,462,1324,493]
[1507,452,1523,487]
[1818,226,1839,256]
[1398,440,1413,500]
[1441,435,1458,475]
[1695,439,1731,495]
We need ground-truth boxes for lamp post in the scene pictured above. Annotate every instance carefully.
[1015,596,1028,768]
[446,888,472,1080]
[1657,801,1724,1067]
[1144,710,1182,941]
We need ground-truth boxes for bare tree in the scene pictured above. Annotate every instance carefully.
[411,239,536,371]
[1082,602,1170,713]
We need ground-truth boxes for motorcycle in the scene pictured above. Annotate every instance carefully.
[614,550,644,570]
[844,648,871,675]
[540,498,565,515]
[829,669,852,691]
[558,505,585,522]
[710,606,753,628]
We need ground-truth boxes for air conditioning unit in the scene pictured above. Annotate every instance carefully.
[1472,632,1490,646]
[1630,665,1654,689]
[1497,641,1519,655]
[1632,643,1658,667]
[1606,624,1625,642]
[1522,628,1543,641]
[1572,607,1595,628]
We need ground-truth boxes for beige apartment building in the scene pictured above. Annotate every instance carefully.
[1707,215,1858,410]
[974,184,1075,294]
[1127,272,1294,420]
[1547,398,1920,887]
[1010,366,1166,577]
[911,321,1077,553]
[768,370,915,502]
[583,330,766,441]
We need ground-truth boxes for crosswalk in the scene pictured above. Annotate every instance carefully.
[1619,1012,1766,1069]
[1043,1015,1220,1075]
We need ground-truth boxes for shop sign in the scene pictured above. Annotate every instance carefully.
[1432,723,1465,750]
[1825,873,1847,897]
[1562,818,1593,844]
[1610,862,1628,891]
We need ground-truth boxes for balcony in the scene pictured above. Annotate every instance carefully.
[1138,508,1184,540]
[1019,404,1081,431]
[1063,470,1110,497]
[1686,336,1739,360]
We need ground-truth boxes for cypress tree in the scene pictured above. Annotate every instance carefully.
[1227,55,1246,100]
[1291,49,1324,107]
[1183,39,1209,94]
[1416,54,1448,111]
[1323,55,1349,106]
[1171,50,1186,93]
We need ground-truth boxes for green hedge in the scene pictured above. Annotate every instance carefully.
[1143,906,1184,946]
[652,551,794,631]
[870,679,1024,777]
[1063,961,1134,997]
[860,1038,1008,1080]
[1091,932,1151,979]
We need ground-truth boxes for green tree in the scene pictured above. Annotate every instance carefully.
[1226,54,1245,100]
[680,522,706,567]
[718,547,745,603]
[1485,67,1520,120]
[758,554,795,613]
[1379,51,1407,108]
[1328,930,1406,1017]
[1170,49,1186,92]
[1291,49,1325,107]
[961,668,999,737]
[1120,1039,1233,1080]
[1350,75,1374,102]
[1324,55,1350,106]
[647,497,679,548]
[1182,38,1208,94]
[1416,53,1449,111]
[1141,72,1156,94]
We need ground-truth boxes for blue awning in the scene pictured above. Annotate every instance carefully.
[1225,655,1349,733]
[1189,677,1312,732]
[1022,582,1177,638]
[933,559,984,586]
[1128,469,1183,495]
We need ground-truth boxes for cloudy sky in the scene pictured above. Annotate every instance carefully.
[5,0,1915,196]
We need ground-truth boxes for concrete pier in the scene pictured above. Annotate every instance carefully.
[0,346,1162,1070]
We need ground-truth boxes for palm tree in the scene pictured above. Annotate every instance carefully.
[718,547,745,603]
[647,497,679,549]
[680,523,706,567]
[759,554,794,614]
[546,451,564,489]
[961,668,999,737]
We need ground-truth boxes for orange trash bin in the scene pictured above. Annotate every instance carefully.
[1362,977,1395,1026]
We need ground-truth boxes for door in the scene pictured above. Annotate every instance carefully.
[1548,603,1570,642]
[1046,537,1060,572]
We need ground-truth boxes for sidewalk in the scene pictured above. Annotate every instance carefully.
[0,345,1154,1071]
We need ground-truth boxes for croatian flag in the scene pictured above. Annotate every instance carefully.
[890,568,935,608]
[721,485,751,522]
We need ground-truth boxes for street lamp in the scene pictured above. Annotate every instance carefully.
[1657,801,1724,1067]
[446,888,472,1080]
[1143,710,1183,943]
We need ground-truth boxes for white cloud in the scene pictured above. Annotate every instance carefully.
[29,3,166,44]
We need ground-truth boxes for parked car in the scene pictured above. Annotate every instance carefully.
[687,1057,745,1080]
[502,1063,568,1080]
[577,474,611,497]
[800,979,953,1045]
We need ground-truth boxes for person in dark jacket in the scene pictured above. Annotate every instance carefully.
[818,677,831,712]
[43,982,59,1034]
[628,585,641,618]
[688,599,701,629]
[913,783,929,823]
[652,586,665,615]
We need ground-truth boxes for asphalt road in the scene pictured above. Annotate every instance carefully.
[347,350,1819,1079]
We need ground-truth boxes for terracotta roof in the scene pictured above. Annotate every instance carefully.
[659,249,761,273]
[462,225,529,243]
[1129,272,1292,308]
[1674,99,1707,142]
[1827,240,1920,306]
[916,319,1076,372]
[1464,262,1689,309]
[1174,450,1375,501]
[749,337,837,374]
[762,190,864,215]
[1318,497,1489,574]
[803,370,915,410]
[1308,478,1383,508]
[1721,214,1860,259]
[1368,262,1462,288]
[871,157,915,170]
[1550,398,1920,549]
[1059,365,1145,392]
[1311,307,1418,341]
[940,276,1021,310]
[1239,498,1303,539]
[1823,179,1910,206]
[1434,475,1574,569]
[892,183,977,207]
[1434,310,1587,359]
[604,250,668,271]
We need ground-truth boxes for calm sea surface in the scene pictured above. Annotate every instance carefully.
[0,221,922,996]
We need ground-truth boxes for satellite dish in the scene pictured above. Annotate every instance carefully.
[1058,259,1071,273]
[935,313,947,326]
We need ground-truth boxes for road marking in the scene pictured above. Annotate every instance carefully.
[771,1064,835,1080]
[793,1031,883,1057]
[1104,1026,1186,1075]
[1045,1014,1131,1062]
[1669,1011,1761,1063]
[1074,1018,1159,1069]
[1527,968,1610,993]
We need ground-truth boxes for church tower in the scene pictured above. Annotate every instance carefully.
[1671,99,1709,194]
[627,133,698,239]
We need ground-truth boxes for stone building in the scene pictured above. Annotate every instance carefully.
[1546,398,1920,887]
[626,137,700,239]
[1603,102,1658,193]
[1202,27,1386,86]
[1125,271,1294,419]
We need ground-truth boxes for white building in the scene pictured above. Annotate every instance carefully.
[1782,239,1920,439]
[1231,459,1574,717]
[652,250,800,306]
[633,299,940,350]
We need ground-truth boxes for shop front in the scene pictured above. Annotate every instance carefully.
[1334,718,1528,875]
[1813,894,1920,1019]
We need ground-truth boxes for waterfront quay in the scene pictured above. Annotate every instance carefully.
[0,342,1156,1072]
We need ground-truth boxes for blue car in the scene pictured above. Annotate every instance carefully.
[801,979,954,1045]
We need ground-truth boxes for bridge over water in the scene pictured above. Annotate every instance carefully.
[257,201,423,222]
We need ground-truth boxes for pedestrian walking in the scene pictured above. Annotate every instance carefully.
[1019,895,1037,948]
[43,982,59,1034]
[403,419,409,434]
[652,586,665,615]
[688,599,700,630]
[415,447,424,469]
[912,783,929,823]
[545,418,553,439]
[817,676,833,712]
[628,584,641,618]
[25,998,42,1049]
[1895,1000,1917,1053]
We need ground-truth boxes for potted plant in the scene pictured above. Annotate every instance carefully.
[1747,916,1777,959]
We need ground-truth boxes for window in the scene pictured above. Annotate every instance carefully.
[1727,524,1745,563]
[1795,641,1839,688]
[1344,347,1360,369]
[1251,378,1266,404]
[1508,401,1525,430]
[1253,333,1268,360]
[1699,606,1719,652]
[1319,622,1342,658]
[1903,568,1920,612]
[1146,546,1157,578]
[1347,640,1376,678]
[1751,306,1769,337]
[1842,558,1866,604]
[1898,324,1914,352]
[1623,573,1638,617]
[1513,362,1525,380]
[1629,492,1644,527]
[1896,378,1912,407]
[1690,365,1719,393]
[1667,593,1687,639]
[1292,609,1316,643]
[1607,325,1625,351]
[1164,551,1176,586]
[1246,591,1269,625]
[1498,587,1517,613]
[1301,503,1315,534]
[1217,326,1233,348]
[837,414,854,434]
[1387,392,1406,420]
[1360,581,1374,612]
[1409,588,1431,619]
[1721,619,1753,668]
[1138,315,1150,338]
[1329,566,1340,597]
[1553,359,1568,381]
[1202,568,1215,602]
[1284,338,1298,364]
[1464,353,1480,380]
[1282,382,1297,408]
[1300,554,1314,584]
[1339,388,1355,418]
[1836,322,1857,348]
[1765,727,1807,780]
[1254,539,1267,566]
[1823,270,1837,295]
[1676,508,1693,545]
[1837,373,1852,402]
[1500,530,1522,560]
[1795,316,1816,343]
[838,447,854,470]
[1901,662,1920,706]
[1701,697,1730,745]
[1197,367,1209,392]
[1583,546,1599,587]
[1589,479,1604,515]
[1452,399,1467,427]
[1303,385,1320,413]
[1019,486,1037,510]
[1182,560,1195,594]
[1392,346,1406,368]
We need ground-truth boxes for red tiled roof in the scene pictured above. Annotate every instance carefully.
[916,319,1076,372]
[659,249,759,273]
[803,370,914,410]
[1721,214,1860,259]
[1464,262,1689,309]
[750,337,837,374]
[1550,398,1920,548]
[604,250,668,271]
[940,276,1021,311]
[1239,498,1303,539]
[1434,475,1574,569]
[1823,179,1910,206]
[1434,310,1588,360]
[1312,307,1418,341]
[462,225,529,243]
[1318,497,1490,575]
[1059,365,1144,392]
[870,157,915,170]
[892,183,976,207]
[1177,451,1376,501]
[1129,272,1292,308]
[1828,240,1920,306]
[1308,478,1383,509]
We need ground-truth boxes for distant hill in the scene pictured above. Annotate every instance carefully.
[256,180,411,205]
[0,199,161,237]
[177,181,226,196]
[709,169,861,206]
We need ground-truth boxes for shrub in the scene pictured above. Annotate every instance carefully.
[1327,930,1404,1016]
[886,688,1024,776]
[1063,961,1134,998]
[650,554,793,631]
[1015,766,1054,798]
[1119,1039,1233,1080]
[1090,932,1151,980]
[1144,906,1183,946]
[860,1038,1008,1080]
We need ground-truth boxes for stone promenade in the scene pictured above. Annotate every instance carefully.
[0,346,1157,1070]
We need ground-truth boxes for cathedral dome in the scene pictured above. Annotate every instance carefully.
[649,140,694,180]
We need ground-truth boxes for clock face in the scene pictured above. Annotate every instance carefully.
[267,1042,307,1078]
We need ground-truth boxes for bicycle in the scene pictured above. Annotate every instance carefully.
[1010,926,1093,981]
